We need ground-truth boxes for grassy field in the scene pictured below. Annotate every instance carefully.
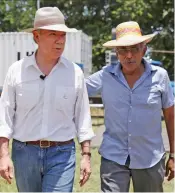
[0,108,174,192]
[0,142,174,192]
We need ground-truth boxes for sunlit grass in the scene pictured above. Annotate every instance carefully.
[0,109,173,192]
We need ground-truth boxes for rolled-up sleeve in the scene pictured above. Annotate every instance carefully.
[161,71,174,109]
[0,69,15,139]
[86,70,103,97]
[74,73,95,143]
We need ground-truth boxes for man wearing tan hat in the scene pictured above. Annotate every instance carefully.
[0,7,94,192]
[86,21,174,192]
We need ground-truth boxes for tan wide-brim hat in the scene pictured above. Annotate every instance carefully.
[23,7,78,33]
[103,21,156,47]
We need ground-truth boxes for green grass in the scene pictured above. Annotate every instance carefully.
[162,120,166,129]
[0,119,174,192]
[0,143,174,192]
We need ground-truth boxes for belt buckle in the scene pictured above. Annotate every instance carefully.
[40,140,50,148]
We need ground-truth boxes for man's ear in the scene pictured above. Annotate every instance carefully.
[32,30,40,44]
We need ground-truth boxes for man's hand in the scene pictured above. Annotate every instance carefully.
[165,158,174,181]
[0,155,14,184]
[79,155,91,187]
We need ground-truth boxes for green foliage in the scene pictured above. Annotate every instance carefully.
[0,0,173,75]
[0,0,36,31]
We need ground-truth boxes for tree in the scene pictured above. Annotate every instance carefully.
[40,0,174,74]
[0,0,37,32]
[0,0,174,75]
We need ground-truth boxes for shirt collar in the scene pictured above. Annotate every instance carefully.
[105,61,120,76]
[25,50,37,68]
[142,58,158,74]
[25,50,68,69]
[106,58,157,76]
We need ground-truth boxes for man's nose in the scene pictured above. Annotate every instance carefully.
[125,50,133,58]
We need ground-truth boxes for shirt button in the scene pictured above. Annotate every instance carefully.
[129,120,132,123]
[129,134,131,137]
[130,106,132,108]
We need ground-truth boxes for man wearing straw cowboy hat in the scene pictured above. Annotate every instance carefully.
[0,7,94,192]
[86,21,174,192]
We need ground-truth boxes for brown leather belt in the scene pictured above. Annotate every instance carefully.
[25,139,73,148]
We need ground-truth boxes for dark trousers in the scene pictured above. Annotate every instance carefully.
[100,154,166,192]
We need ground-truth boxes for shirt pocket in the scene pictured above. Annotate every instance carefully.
[147,85,161,105]
[55,86,76,113]
[136,84,162,109]
[16,83,40,110]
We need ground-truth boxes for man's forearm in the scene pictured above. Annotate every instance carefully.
[164,109,174,153]
[81,140,91,154]
[0,137,10,158]
[166,121,174,153]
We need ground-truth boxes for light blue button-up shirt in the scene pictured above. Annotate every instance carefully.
[86,59,174,169]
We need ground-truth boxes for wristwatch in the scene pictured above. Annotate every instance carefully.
[169,153,174,159]
[81,152,91,157]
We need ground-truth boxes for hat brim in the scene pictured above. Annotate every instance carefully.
[103,33,156,47]
[22,24,78,33]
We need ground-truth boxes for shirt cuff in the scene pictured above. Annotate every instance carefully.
[162,101,174,109]
[0,125,13,139]
[78,129,95,143]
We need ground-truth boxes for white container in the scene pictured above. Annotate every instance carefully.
[0,31,92,86]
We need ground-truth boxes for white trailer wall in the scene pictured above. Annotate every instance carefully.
[0,31,92,86]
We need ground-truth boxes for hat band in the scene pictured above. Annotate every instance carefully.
[34,17,65,28]
[116,28,142,39]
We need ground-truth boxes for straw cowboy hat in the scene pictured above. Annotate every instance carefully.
[103,21,156,47]
[23,7,78,33]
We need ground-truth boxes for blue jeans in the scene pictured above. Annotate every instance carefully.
[12,139,76,192]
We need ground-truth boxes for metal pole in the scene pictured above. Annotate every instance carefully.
[37,0,40,9]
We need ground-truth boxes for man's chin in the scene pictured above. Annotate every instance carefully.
[54,51,63,58]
